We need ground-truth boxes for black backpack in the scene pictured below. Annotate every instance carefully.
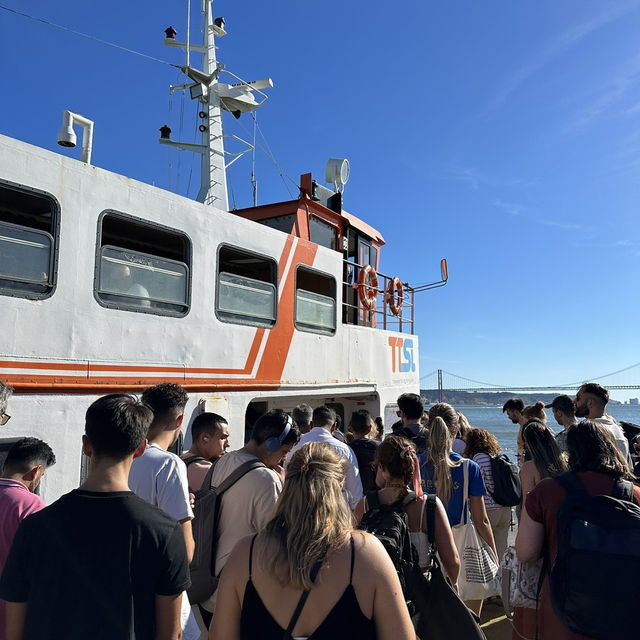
[188,458,265,604]
[488,454,522,507]
[358,490,421,613]
[397,425,429,454]
[182,455,208,493]
[549,472,640,639]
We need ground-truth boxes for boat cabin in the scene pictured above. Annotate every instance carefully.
[233,172,411,331]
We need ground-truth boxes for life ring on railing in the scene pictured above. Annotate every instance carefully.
[387,277,404,316]
[357,265,379,310]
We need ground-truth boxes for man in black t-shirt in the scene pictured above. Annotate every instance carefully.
[348,409,380,492]
[0,394,190,640]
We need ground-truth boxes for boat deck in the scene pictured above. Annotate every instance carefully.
[481,600,512,640]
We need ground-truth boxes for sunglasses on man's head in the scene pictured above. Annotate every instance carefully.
[1,413,10,426]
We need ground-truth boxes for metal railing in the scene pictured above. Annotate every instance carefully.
[342,259,415,334]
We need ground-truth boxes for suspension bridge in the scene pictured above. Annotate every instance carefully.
[420,362,640,396]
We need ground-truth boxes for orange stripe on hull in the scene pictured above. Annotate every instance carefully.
[2,234,309,395]
[0,329,265,376]
[8,380,281,394]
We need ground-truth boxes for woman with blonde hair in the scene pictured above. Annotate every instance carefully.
[422,403,497,617]
[453,410,471,454]
[210,442,415,640]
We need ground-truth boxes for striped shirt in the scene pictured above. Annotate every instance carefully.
[472,452,499,510]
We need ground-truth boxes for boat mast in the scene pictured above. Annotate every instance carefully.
[197,0,227,208]
[160,0,271,210]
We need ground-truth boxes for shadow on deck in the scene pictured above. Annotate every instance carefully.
[480,600,512,640]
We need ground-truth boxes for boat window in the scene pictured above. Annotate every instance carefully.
[257,214,297,235]
[295,266,336,335]
[309,216,337,250]
[216,246,277,327]
[371,246,378,270]
[96,212,191,316]
[0,180,59,300]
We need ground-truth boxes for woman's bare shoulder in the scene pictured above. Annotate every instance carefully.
[520,460,536,477]
[224,534,256,572]
[351,530,393,569]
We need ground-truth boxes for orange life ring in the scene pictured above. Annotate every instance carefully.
[357,265,379,310]
[387,277,404,316]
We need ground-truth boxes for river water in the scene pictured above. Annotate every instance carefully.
[451,404,640,456]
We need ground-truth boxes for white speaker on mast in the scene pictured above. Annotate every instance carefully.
[325,158,350,193]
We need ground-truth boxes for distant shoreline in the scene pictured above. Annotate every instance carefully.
[420,390,624,407]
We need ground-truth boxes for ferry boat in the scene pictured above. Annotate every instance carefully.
[0,1,446,503]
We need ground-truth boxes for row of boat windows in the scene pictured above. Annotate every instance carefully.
[0,180,337,334]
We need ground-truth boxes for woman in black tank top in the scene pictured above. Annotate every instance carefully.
[209,442,415,640]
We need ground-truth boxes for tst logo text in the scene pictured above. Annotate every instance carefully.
[388,337,415,373]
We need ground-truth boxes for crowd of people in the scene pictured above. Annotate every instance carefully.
[0,380,638,640]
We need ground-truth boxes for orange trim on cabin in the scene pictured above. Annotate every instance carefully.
[277,234,295,284]
[255,238,318,382]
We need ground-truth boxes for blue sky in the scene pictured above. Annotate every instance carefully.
[2,1,640,400]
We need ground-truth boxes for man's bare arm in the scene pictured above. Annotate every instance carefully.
[155,593,183,640]
[178,518,195,564]
[5,601,27,640]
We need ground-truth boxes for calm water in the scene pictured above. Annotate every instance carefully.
[452,404,640,456]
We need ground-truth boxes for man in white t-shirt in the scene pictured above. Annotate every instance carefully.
[129,382,199,640]
[202,410,300,628]
[574,382,630,462]
[286,405,363,509]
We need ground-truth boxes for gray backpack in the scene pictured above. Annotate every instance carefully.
[188,458,264,604]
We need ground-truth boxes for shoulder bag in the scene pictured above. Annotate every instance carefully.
[451,460,499,601]
[497,546,542,617]
[414,494,487,640]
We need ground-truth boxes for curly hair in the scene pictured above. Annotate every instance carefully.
[463,428,501,459]
[141,383,188,424]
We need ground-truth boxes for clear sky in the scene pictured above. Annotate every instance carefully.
[2,1,640,400]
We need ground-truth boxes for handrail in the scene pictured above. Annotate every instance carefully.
[342,259,414,334]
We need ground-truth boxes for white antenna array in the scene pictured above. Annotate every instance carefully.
[158,0,273,210]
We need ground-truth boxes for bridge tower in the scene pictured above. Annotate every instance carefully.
[438,369,443,402]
